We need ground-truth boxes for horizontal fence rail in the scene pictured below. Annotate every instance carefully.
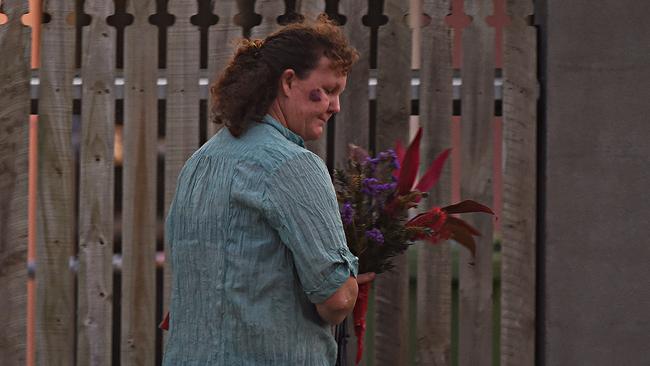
[28,73,506,100]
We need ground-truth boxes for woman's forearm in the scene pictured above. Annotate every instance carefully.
[315,276,358,325]
[314,273,376,325]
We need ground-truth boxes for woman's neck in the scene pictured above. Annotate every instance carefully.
[266,100,289,128]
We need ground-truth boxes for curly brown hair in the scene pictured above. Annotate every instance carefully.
[210,15,359,137]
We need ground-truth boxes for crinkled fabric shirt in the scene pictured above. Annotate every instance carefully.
[162,115,359,365]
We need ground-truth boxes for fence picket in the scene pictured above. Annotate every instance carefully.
[336,1,370,170]
[300,0,328,160]
[459,0,495,365]
[36,0,76,364]
[501,0,537,365]
[120,1,158,365]
[164,0,202,334]
[337,4,371,363]
[206,0,239,138]
[0,1,30,364]
[416,0,453,365]
[251,0,282,38]
[373,0,412,365]
[77,1,116,364]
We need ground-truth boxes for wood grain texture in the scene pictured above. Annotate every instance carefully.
[77,1,116,364]
[164,0,201,337]
[0,1,30,364]
[416,0,453,365]
[336,2,370,363]
[36,0,76,364]
[500,0,536,365]
[206,0,239,138]
[372,0,412,365]
[250,0,282,39]
[120,1,158,365]
[300,0,328,160]
[459,0,495,365]
[335,0,370,170]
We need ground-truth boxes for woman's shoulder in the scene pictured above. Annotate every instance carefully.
[239,122,323,170]
[193,122,320,173]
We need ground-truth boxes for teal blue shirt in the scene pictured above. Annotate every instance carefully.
[163,115,359,365]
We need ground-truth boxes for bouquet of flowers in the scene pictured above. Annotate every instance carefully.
[333,128,494,364]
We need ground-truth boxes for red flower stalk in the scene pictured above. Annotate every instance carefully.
[353,282,371,365]
[159,312,170,331]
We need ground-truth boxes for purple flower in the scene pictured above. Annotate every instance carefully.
[362,178,397,196]
[361,178,380,196]
[380,149,399,168]
[378,182,397,191]
[364,156,380,173]
[378,150,394,160]
[391,157,400,170]
[365,228,384,244]
[341,202,354,225]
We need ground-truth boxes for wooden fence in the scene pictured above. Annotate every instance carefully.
[0,0,537,365]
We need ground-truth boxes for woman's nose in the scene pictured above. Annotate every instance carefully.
[328,96,341,113]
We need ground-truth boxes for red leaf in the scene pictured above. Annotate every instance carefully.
[445,216,481,236]
[446,221,477,256]
[393,140,406,178]
[396,128,423,195]
[425,227,452,245]
[415,148,451,193]
[354,283,371,365]
[406,207,446,232]
[442,200,495,215]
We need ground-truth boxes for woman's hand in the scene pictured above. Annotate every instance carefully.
[356,272,376,286]
[315,272,377,325]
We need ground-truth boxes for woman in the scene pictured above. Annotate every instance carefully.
[163,17,374,365]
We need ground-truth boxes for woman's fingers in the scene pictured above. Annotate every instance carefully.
[356,272,376,285]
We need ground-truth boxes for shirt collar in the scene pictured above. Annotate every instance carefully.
[261,114,305,148]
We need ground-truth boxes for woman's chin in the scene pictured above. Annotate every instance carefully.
[304,127,324,141]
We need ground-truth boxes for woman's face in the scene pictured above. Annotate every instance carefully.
[280,57,347,141]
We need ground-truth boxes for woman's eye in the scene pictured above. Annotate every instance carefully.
[323,88,334,95]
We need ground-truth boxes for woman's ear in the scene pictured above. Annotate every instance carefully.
[279,69,296,96]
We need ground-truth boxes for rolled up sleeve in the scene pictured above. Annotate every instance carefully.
[263,151,359,304]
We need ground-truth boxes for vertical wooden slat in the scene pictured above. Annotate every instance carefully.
[300,0,328,160]
[459,0,495,365]
[27,114,38,366]
[77,1,115,364]
[164,0,201,329]
[121,1,158,365]
[373,0,411,365]
[336,1,370,169]
[250,0,282,39]
[0,1,30,364]
[297,0,322,18]
[206,0,239,138]
[36,0,76,364]
[336,2,370,364]
[416,0,453,365]
[501,0,536,365]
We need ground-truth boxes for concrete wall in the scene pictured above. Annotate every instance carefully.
[541,1,650,365]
